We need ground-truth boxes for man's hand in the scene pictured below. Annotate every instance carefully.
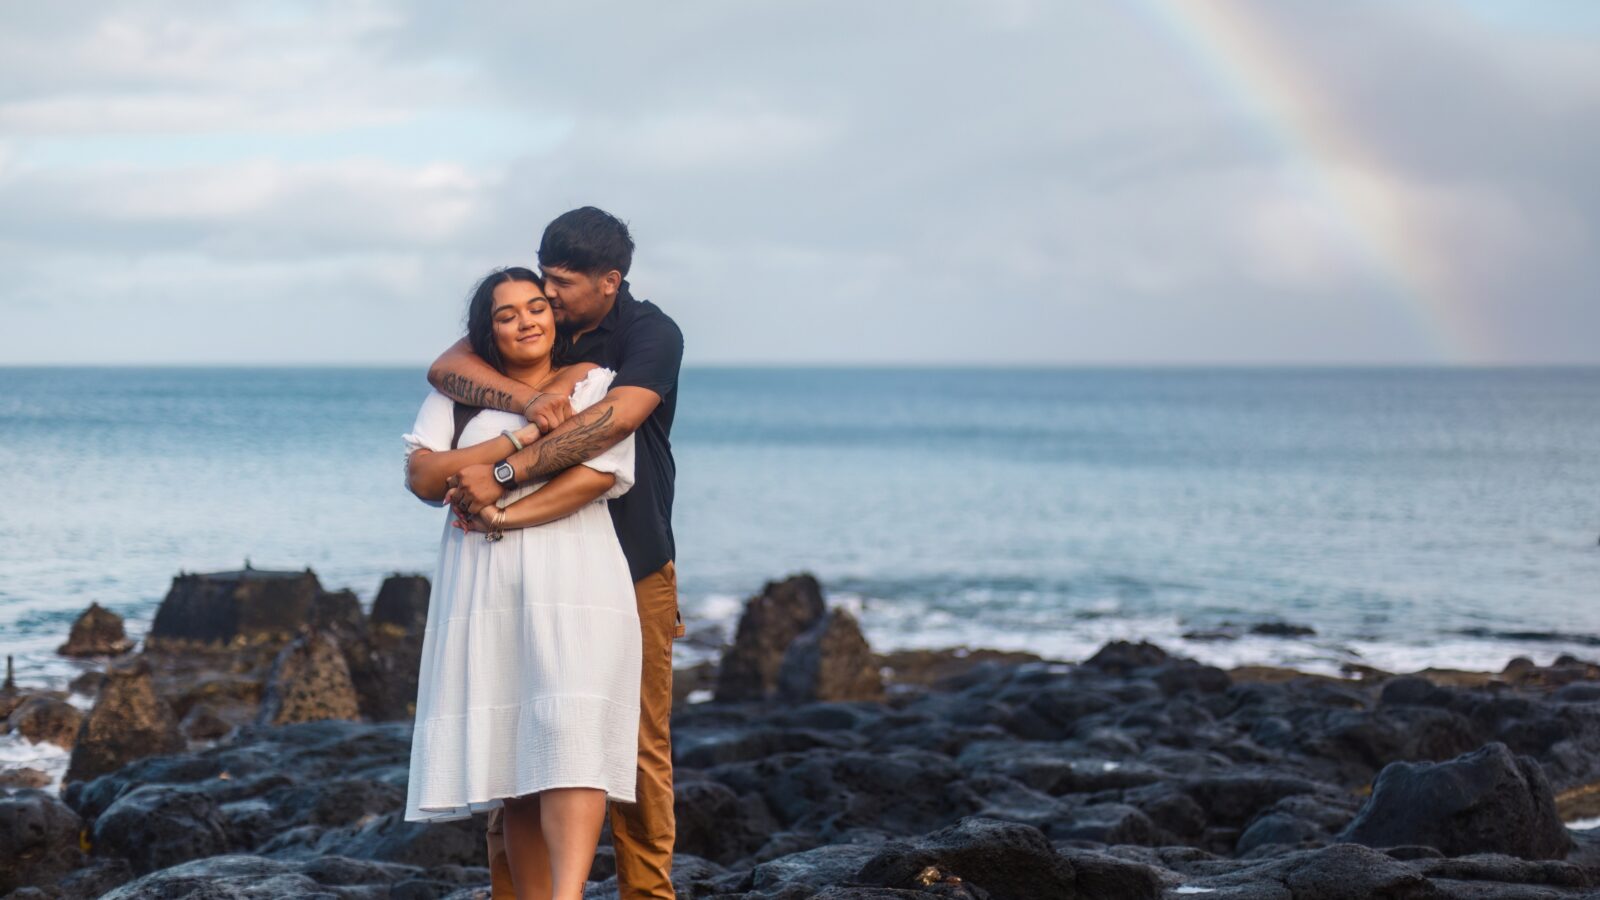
[444,463,505,516]
[525,392,575,435]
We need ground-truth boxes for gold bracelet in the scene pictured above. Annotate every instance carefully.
[485,506,508,542]
[521,393,545,418]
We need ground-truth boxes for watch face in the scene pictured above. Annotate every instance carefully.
[494,462,514,484]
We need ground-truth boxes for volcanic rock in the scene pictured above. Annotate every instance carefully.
[778,607,885,703]
[1339,742,1573,860]
[7,694,83,748]
[1049,802,1161,845]
[716,574,826,701]
[310,587,365,633]
[371,574,431,635]
[11,615,1600,900]
[745,842,884,894]
[56,602,135,657]
[876,648,1046,690]
[97,853,480,900]
[68,670,105,697]
[0,767,51,789]
[1192,842,1437,898]
[254,629,361,726]
[1379,675,1455,708]
[274,811,488,868]
[1082,640,1168,674]
[147,566,324,648]
[168,673,263,723]
[65,655,183,783]
[91,784,230,874]
[1252,622,1318,637]
[673,777,777,865]
[343,625,426,723]
[180,702,234,741]
[0,789,85,894]
[854,817,1094,900]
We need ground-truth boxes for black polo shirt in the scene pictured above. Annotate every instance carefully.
[566,281,682,583]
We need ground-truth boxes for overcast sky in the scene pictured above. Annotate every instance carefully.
[1,1,1596,366]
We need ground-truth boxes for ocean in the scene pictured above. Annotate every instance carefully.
[2,366,1599,695]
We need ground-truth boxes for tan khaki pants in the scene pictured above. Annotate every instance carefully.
[486,561,683,899]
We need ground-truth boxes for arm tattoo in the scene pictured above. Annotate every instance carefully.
[438,372,516,412]
[519,406,617,481]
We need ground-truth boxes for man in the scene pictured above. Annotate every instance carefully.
[429,206,684,900]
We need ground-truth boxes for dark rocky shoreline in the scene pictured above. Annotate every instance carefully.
[5,570,1600,899]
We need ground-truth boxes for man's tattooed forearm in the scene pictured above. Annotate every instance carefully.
[521,406,617,480]
[438,372,516,412]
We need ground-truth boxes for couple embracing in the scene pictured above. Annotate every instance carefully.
[399,207,684,900]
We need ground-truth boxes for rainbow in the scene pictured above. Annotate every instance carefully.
[1131,0,1483,360]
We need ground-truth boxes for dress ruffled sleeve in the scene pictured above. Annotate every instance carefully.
[402,390,454,507]
[570,368,635,501]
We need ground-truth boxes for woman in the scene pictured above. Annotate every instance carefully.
[401,267,639,900]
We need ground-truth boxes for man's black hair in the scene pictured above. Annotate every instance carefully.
[538,206,634,278]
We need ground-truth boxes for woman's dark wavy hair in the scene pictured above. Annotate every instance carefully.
[464,267,572,374]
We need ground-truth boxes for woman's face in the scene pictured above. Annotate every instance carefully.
[490,279,557,367]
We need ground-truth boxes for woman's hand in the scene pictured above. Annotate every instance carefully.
[524,392,574,435]
[451,504,506,536]
[445,464,505,515]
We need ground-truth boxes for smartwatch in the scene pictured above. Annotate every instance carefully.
[493,459,517,489]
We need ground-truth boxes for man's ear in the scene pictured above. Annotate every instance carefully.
[599,270,622,298]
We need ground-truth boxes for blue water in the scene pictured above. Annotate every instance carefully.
[2,366,1599,690]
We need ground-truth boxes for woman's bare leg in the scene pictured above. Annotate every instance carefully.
[539,787,608,900]
[500,794,552,900]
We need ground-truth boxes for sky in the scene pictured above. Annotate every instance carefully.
[1,1,1597,366]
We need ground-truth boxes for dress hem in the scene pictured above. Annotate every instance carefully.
[406,779,637,823]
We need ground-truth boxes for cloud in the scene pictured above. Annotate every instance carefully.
[0,0,1596,364]
[0,4,452,134]
[0,158,502,258]
[619,108,839,172]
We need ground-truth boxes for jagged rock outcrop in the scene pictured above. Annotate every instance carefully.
[370,574,430,635]
[57,602,135,657]
[715,574,826,701]
[255,629,361,726]
[340,575,429,721]
[777,607,884,703]
[147,566,324,649]
[65,655,182,783]
[309,587,365,633]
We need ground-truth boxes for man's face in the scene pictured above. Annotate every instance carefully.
[541,265,618,332]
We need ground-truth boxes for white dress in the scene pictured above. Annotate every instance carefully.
[402,367,641,822]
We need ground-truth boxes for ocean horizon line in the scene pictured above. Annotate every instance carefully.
[5,361,1600,373]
